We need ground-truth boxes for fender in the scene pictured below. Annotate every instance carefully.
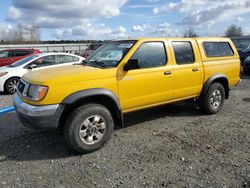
[201,74,229,98]
[62,88,123,127]
[62,88,119,105]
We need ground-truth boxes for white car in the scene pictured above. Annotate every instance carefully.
[0,53,84,94]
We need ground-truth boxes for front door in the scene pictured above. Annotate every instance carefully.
[118,41,174,112]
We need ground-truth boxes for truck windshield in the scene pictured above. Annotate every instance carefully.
[83,41,136,68]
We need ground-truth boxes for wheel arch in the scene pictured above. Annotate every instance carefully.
[201,74,229,99]
[58,88,123,129]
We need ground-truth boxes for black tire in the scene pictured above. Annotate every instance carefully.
[64,103,114,153]
[4,77,20,94]
[199,83,225,115]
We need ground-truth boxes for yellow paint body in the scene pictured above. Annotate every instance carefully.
[21,37,241,113]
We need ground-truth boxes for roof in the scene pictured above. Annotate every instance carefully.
[0,48,39,51]
[112,37,232,42]
[36,52,83,58]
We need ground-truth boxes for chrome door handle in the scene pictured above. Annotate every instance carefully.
[192,68,199,72]
[164,71,172,75]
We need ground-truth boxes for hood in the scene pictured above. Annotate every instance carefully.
[23,64,116,85]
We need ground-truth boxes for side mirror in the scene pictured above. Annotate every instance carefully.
[29,64,37,69]
[123,59,139,71]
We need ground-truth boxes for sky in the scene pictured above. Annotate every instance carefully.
[0,0,250,40]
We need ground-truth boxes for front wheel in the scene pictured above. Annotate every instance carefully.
[64,103,114,153]
[199,83,225,114]
[4,77,20,94]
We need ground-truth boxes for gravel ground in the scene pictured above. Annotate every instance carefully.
[0,75,249,188]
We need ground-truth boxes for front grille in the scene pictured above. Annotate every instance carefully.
[17,80,25,93]
[17,79,29,96]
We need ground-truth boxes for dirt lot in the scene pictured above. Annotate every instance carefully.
[0,75,249,188]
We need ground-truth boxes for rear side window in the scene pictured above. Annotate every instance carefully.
[0,51,12,58]
[73,57,80,62]
[58,55,74,64]
[203,42,234,57]
[131,42,167,68]
[172,42,195,65]
[14,50,32,57]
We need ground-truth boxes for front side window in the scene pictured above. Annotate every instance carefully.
[172,41,195,65]
[84,41,136,68]
[32,55,56,67]
[203,42,234,57]
[130,42,167,68]
[0,51,12,58]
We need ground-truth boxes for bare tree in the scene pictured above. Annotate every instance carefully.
[28,25,40,42]
[183,27,199,38]
[13,24,24,43]
[225,24,243,37]
[9,24,40,43]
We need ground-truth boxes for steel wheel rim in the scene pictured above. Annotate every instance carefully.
[7,79,18,93]
[210,89,222,109]
[79,115,106,145]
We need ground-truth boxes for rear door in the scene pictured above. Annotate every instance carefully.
[170,39,203,99]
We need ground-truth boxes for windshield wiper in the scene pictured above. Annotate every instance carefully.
[8,64,16,67]
[90,60,106,68]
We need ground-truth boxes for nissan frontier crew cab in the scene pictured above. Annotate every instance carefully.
[14,38,241,153]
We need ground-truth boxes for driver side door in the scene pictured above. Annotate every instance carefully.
[118,41,174,112]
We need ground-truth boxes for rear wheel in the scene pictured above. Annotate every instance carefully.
[4,77,20,94]
[199,83,225,114]
[64,103,114,153]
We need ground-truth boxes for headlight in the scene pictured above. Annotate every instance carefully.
[0,72,8,77]
[25,84,48,101]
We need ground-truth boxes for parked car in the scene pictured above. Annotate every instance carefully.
[76,50,95,58]
[238,48,250,65]
[14,37,240,153]
[242,56,250,74]
[0,49,41,67]
[0,53,84,94]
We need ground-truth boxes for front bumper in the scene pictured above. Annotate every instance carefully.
[13,93,64,130]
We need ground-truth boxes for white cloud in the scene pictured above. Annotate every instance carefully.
[5,0,128,39]
[7,0,127,24]
[131,22,179,37]
[151,23,179,37]
[147,0,160,3]
[7,6,22,20]
[132,25,145,32]
[235,16,244,22]
[154,0,250,26]
[52,25,128,40]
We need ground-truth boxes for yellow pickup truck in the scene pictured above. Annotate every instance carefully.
[14,37,240,153]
